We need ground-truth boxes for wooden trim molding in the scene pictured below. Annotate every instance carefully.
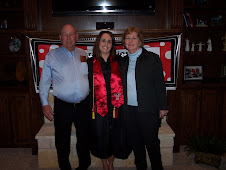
[23,29,184,39]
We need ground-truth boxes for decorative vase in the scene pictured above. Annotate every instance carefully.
[194,152,221,168]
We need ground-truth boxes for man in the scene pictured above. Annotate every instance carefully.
[39,24,91,170]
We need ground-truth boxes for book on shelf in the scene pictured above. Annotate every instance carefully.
[183,13,194,27]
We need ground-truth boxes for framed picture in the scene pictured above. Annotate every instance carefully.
[184,65,203,81]
[221,64,226,77]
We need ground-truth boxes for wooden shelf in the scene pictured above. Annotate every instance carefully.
[0,8,23,12]
[184,7,226,10]
[183,51,226,56]
[183,80,226,85]
[185,26,226,31]
[0,29,27,33]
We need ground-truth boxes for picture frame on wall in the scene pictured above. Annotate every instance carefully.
[184,65,203,81]
[221,64,226,77]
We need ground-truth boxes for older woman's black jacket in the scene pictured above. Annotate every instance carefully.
[118,48,168,143]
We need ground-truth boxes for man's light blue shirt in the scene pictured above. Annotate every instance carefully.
[127,48,142,106]
[39,46,89,106]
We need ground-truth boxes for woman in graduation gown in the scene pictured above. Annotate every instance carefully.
[87,31,131,170]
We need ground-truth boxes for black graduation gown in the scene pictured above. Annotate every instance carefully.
[87,57,131,159]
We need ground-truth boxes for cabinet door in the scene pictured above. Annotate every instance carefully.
[223,91,226,140]
[10,95,31,146]
[199,89,222,137]
[30,95,44,136]
[180,89,201,143]
[0,96,13,146]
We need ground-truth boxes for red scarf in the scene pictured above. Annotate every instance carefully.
[93,57,124,117]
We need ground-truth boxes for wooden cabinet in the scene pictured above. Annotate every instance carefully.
[168,1,226,151]
[173,34,226,150]
[0,30,44,153]
[180,88,201,141]
[174,86,225,146]
[0,92,31,147]
[10,94,31,145]
[0,96,13,146]
[166,5,226,152]
[199,88,222,137]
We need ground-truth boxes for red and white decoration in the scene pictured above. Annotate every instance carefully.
[29,35,181,93]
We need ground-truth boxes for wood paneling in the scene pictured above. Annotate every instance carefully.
[223,91,226,140]
[199,89,221,137]
[176,85,226,148]
[0,96,13,146]
[24,0,38,30]
[11,94,31,145]
[169,0,184,28]
[181,89,201,143]
[0,90,32,147]
[167,90,181,152]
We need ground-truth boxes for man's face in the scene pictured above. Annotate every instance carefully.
[59,25,78,52]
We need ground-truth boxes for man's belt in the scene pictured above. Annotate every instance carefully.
[54,97,83,107]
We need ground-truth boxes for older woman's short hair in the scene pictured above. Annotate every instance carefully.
[122,26,144,48]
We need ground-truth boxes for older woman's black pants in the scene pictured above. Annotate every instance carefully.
[132,141,163,170]
[54,97,91,170]
[126,105,163,170]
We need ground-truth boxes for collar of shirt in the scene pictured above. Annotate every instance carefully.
[62,46,76,57]
[128,48,142,62]
[100,56,110,63]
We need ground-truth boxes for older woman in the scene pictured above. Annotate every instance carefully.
[87,31,130,170]
[120,26,168,170]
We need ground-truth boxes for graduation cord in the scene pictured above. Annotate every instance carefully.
[113,106,116,118]
[92,74,95,119]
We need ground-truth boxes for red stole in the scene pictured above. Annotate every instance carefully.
[93,57,124,117]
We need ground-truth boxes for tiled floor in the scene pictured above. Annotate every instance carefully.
[0,147,225,170]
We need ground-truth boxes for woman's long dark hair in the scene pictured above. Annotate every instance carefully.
[93,31,117,61]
